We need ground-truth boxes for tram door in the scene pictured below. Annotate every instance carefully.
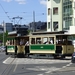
[56,36,63,54]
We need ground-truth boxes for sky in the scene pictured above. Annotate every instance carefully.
[0,0,47,25]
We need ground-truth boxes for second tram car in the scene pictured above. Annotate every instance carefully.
[29,33,74,58]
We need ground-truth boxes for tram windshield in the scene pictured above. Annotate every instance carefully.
[6,36,29,46]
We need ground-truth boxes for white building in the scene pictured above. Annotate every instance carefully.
[47,0,73,32]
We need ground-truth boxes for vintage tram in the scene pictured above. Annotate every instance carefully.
[5,31,75,58]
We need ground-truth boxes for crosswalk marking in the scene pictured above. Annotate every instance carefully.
[3,57,71,64]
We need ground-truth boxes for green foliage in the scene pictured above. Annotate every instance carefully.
[0,31,8,45]
[27,30,31,34]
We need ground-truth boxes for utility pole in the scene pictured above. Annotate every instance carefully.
[33,11,35,32]
[3,21,5,46]
[50,9,52,32]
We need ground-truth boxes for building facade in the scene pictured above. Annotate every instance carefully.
[0,23,29,34]
[29,21,47,32]
[47,0,73,32]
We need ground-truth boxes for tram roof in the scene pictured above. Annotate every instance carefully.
[30,32,75,37]
[31,31,67,35]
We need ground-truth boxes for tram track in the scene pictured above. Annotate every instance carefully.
[0,54,13,66]
[1,56,17,75]
[0,56,8,62]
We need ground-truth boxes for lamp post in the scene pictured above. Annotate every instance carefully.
[3,21,5,46]
[50,8,52,32]
[33,11,35,32]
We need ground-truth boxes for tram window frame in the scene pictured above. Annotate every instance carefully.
[42,37,54,44]
[67,40,72,45]
[49,37,54,44]
[43,37,48,44]
[31,38,35,44]
[36,38,41,44]
[56,36,63,45]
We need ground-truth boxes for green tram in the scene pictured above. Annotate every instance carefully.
[29,33,74,58]
[6,35,29,57]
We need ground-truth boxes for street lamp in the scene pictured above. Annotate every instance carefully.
[2,21,5,46]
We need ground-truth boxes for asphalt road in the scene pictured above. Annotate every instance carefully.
[0,52,9,75]
[0,52,75,75]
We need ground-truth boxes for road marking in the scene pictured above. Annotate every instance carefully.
[66,63,72,66]
[37,74,43,75]
[62,63,72,68]
[13,63,18,72]
[3,56,71,64]
[13,58,18,72]
[3,57,10,64]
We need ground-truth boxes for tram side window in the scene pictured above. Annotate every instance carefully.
[56,36,62,44]
[6,40,10,45]
[49,37,54,44]
[12,39,14,45]
[67,40,72,45]
[43,37,48,44]
[31,38,35,44]
[36,38,41,44]
[62,39,66,45]
[42,37,54,44]
[10,40,14,45]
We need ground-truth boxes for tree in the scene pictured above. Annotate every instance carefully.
[0,31,8,45]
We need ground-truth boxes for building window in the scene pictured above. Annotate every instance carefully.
[53,22,58,31]
[48,8,50,15]
[48,22,50,29]
[53,7,58,15]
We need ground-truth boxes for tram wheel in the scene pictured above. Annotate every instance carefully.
[6,52,8,55]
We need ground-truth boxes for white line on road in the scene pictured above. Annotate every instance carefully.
[13,63,18,72]
[3,57,10,64]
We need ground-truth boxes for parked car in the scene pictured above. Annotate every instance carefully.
[72,40,75,48]
[71,52,75,63]
[0,46,6,52]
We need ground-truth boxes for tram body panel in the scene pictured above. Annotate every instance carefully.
[62,45,74,54]
[62,45,67,54]
[30,51,55,53]
[66,45,74,54]
[7,45,15,53]
[30,44,56,54]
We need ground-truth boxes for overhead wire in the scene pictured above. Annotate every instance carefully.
[0,3,12,22]
[0,3,46,24]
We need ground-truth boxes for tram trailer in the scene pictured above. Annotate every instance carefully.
[29,34,74,59]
